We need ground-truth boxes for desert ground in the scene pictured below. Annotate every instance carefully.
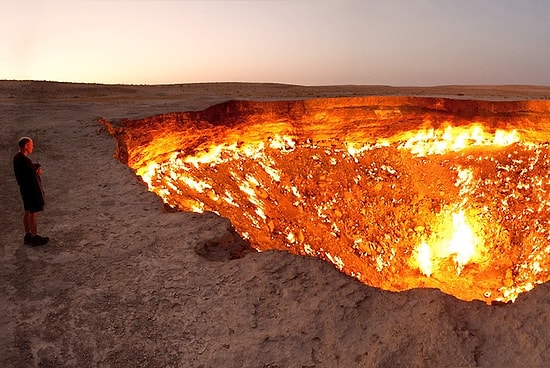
[1,81,550,368]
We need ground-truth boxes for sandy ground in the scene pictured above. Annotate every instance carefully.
[1,81,549,368]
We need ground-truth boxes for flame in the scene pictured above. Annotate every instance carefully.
[448,210,478,270]
[395,123,520,157]
[413,241,432,277]
[113,113,550,304]
[411,208,481,277]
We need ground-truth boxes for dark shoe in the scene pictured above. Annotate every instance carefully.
[30,235,49,246]
[24,233,32,245]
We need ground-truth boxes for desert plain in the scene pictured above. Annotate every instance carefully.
[1,81,550,367]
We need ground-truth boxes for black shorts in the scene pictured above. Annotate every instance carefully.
[21,189,44,213]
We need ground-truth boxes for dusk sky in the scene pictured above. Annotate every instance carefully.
[2,0,549,86]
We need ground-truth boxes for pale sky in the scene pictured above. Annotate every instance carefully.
[1,0,549,86]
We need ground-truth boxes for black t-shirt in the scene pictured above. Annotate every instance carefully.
[13,152,45,210]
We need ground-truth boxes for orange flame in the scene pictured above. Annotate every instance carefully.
[411,208,482,277]
[121,118,549,304]
[394,123,520,157]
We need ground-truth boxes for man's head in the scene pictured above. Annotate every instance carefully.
[18,137,34,154]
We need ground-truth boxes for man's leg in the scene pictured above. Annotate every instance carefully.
[29,211,38,236]
[23,210,32,234]
[27,211,48,246]
[23,211,34,244]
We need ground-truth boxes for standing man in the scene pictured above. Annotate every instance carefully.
[13,137,49,246]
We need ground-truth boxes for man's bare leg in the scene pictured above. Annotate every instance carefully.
[29,212,38,236]
[24,211,47,245]
[23,210,32,234]
[23,211,39,235]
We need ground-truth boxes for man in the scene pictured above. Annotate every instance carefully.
[13,137,49,246]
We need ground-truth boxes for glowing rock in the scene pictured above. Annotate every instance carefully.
[102,97,550,304]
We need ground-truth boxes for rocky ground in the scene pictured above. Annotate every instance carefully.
[1,81,549,367]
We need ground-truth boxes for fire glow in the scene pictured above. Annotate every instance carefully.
[103,97,550,304]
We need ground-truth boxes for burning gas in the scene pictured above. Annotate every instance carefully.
[103,97,550,304]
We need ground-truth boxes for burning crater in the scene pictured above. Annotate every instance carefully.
[102,97,550,304]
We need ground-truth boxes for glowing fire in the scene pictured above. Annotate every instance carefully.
[411,208,481,277]
[104,100,550,304]
[393,123,520,157]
